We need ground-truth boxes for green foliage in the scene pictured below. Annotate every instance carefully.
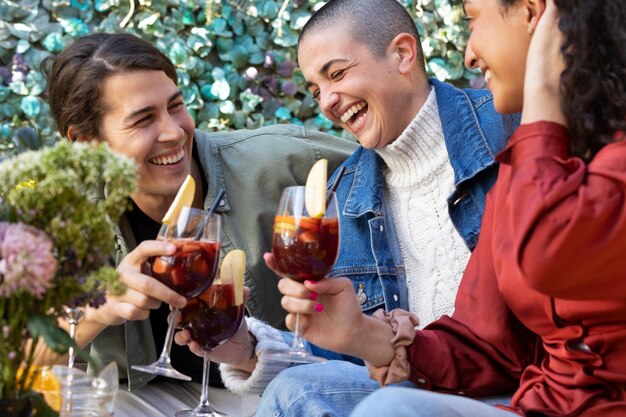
[0,0,481,156]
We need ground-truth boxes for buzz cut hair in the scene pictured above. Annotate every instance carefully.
[298,0,422,58]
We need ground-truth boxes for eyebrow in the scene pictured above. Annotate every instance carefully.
[123,90,184,123]
[304,58,350,90]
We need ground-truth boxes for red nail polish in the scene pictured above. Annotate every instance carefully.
[309,292,318,301]
[305,280,317,285]
[314,303,324,312]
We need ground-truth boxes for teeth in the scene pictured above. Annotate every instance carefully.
[484,69,492,84]
[340,102,366,124]
[151,149,185,166]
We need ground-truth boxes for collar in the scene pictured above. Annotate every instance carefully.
[431,78,499,186]
[193,129,232,213]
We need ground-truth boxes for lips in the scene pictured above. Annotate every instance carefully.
[149,148,185,165]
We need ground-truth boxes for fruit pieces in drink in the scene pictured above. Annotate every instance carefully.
[180,283,245,351]
[272,215,339,282]
[151,239,220,298]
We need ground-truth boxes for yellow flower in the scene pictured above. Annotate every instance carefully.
[15,179,37,190]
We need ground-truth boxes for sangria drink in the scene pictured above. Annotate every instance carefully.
[268,185,340,364]
[132,207,221,381]
[272,216,339,281]
[151,239,221,299]
[180,283,245,351]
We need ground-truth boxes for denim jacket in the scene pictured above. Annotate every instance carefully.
[326,79,520,316]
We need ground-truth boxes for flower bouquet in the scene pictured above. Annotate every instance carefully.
[0,140,136,416]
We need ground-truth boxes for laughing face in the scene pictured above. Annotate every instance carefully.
[98,70,196,209]
[298,25,422,149]
[463,0,532,114]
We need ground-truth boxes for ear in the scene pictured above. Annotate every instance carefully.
[524,0,546,35]
[389,33,418,74]
[66,125,94,142]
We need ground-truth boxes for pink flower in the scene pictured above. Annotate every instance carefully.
[0,222,58,298]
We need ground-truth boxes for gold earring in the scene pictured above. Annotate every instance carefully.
[528,25,535,36]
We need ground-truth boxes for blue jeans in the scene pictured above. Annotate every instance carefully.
[256,361,513,417]
[256,361,417,417]
[350,387,519,417]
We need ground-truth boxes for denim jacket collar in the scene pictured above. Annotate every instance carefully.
[335,78,500,218]
[431,78,499,185]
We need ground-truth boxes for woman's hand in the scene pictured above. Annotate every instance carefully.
[522,0,567,125]
[263,252,370,357]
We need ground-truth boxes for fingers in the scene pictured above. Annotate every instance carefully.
[263,252,284,276]
[285,312,310,333]
[123,240,176,267]
[174,328,191,346]
[118,264,186,308]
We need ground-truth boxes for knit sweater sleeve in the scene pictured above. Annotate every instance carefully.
[219,317,292,396]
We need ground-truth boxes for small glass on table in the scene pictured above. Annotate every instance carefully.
[268,185,340,363]
[132,207,221,381]
[175,281,245,417]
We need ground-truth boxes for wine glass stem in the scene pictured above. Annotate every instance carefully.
[156,306,179,366]
[197,355,212,411]
[68,321,77,368]
[289,313,307,352]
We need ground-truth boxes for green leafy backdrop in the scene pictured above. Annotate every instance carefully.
[0,0,484,157]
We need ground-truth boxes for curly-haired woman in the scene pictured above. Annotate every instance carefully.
[276,0,626,415]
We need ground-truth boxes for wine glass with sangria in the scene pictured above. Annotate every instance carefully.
[175,250,246,417]
[132,206,221,381]
[268,184,340,363]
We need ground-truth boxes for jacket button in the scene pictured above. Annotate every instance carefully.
[417,378,426,384]
[356,283,367,304]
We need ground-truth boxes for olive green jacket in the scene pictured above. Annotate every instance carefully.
[90,125,356,390]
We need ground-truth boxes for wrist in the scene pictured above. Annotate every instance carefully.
[349,314,395,366]
[231,331,258,373]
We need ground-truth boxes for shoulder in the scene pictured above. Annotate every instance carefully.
[195,125,356,153]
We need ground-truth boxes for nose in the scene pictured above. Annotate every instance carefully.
[157,113,184,142]
[318,87,340,119]
[464,39,479,70]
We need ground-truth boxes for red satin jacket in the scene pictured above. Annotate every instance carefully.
[408,122,626,416]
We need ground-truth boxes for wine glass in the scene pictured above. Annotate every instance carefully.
[175,281,245,417]
[268,185,340,363]
[132,207,221,381]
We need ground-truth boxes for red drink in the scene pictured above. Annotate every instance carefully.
[150,240,220,298]
[271,215,339,282]
[180,284,245,351]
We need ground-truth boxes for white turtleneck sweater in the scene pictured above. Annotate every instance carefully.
[376,87,470,327]
[220,87,472,396]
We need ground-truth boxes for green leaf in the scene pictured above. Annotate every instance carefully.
[27,314,97,372]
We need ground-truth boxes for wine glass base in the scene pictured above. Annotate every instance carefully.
[175,407,229,417]
[265,350,328,364]
[131,364,192,381]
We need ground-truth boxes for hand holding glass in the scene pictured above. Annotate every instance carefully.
[269,185,340,363]
[132,207,221,381]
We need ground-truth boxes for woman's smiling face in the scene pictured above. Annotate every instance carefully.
[98,70,196,207]
[297,25,421,149]
[463,0,533,114]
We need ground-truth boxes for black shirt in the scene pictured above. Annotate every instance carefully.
[125,145,224,387]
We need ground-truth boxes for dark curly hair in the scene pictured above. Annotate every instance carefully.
[500,0,626,160]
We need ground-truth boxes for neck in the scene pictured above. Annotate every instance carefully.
[132,160,204,223]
